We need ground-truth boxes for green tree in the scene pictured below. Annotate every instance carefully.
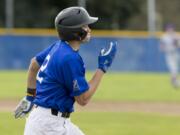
[14,0,78,28]
[4,0,180,30]
[87,0,143,29]
[0,0,5,27]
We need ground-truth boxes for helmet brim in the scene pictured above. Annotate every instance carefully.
[87,17,98,25]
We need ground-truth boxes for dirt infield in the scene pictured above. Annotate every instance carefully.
[1,99,180,116]
[76,101,180,116]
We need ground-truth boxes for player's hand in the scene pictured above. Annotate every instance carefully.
[14,96,34,119]
[98,42,117,73]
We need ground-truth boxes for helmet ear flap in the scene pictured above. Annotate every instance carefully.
[57,27,87,41]
[78,28,88,41]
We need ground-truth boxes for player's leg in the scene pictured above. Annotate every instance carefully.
[165,52,179,87]
[64,119,85,135]
[24,107,66,135]
[24,108,43,135]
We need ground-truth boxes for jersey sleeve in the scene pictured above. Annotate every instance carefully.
[35,44,55,66]
[61,56,89,97]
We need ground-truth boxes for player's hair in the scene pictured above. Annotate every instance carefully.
[55,7,98,41]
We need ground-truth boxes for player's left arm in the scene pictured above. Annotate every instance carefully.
[27,57,40,89]
[159,37,165,52]
[14,57,40,119]
[175,34,180,47]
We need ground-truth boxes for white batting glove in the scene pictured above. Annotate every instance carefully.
[14,97,34,119]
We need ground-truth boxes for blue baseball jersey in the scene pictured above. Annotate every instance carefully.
[33,40,89,113]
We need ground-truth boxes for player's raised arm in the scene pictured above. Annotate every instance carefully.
[75,42,117,106]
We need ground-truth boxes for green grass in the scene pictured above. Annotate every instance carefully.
[1,111,180,135]
[1,70,180,102]
[93,72,180,102]
[0,70,27,99]
[0,112,25,135]
[2,71,180,135]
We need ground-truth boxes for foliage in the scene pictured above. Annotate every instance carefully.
[1,0,143,29]
[1,0,180,30]
[0,0,5,27]
[13,0,78,28]
[87,0,143,29]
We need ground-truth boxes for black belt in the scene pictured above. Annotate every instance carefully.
[51,108,70,118]
[35,105,70,118]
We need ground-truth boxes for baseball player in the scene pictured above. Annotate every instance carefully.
[14,7,117,135]
[160,24,180,88]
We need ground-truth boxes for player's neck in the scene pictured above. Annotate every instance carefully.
[68,41,81,51]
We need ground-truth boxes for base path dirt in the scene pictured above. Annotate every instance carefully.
[76,101,180,116]
[1,99,180,116]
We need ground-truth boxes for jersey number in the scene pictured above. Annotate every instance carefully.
[37,55,51,83]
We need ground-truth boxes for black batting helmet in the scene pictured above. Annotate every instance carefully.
[55,7,98,41]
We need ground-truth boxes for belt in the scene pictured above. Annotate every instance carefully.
[51,108,70,118]
[35,105,70,118]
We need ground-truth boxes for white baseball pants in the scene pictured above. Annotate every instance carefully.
[165,52,179,77]
[24,106,85,135]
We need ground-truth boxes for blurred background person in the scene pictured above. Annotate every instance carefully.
[160,24,180,88]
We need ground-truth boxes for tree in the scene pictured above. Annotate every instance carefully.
[2,0,180,30]
[0,0,5,27]
[14,0,78,28]
[87,0,143,29]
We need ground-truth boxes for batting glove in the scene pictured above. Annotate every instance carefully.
[14,96,34,119]
[98,41,117,73]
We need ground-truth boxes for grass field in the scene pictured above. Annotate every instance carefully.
[1,71,180,135]
[1,70,180,102]
[1,112,180,135]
